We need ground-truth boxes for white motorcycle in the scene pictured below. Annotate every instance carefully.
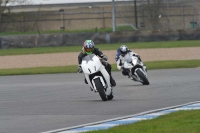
[123,53,149,85]
[81,54,114,101]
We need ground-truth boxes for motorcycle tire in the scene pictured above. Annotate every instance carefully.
[136,69,149,85]
[107,91,114,100]
[94,78,108,101]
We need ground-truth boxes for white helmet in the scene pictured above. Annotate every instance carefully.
[120,45,128,57]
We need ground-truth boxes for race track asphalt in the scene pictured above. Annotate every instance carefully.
[0,68,199,133]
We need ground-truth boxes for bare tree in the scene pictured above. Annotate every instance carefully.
[0,0,9,26]
[142,0,164,30]
[9,0,32,5]
[0,0,33,32]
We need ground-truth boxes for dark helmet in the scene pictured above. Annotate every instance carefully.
[119,45,128,57]
[83,40,94,54]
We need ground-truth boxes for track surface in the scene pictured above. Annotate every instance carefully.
[0,68,199,133]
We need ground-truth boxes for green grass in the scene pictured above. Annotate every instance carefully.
[0,60,199,76]
[0,26,134,36]
[0,40,200,56]
[85,110,200,133]
[144,60,200,70]
[0,66,76,76]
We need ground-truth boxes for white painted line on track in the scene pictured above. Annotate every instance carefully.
[42,101,200,133]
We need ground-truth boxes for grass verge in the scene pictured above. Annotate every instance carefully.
[85,110,200,133]
[0,40,200,56]
[0,60,199,76]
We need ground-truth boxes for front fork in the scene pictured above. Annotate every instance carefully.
[85,66,112,95]
[100,66,112,95]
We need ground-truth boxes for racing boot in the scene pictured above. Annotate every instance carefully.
[131,74,137,81]
[110,75,116,87]
[105,64,116,87]
[128,72,132,79]
[84,78,88,84]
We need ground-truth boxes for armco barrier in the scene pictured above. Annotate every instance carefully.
[37,34,62,47]
[110,30,180,43]
[1,35,36,49]
[1,30,200,49]
[179,30,200,40]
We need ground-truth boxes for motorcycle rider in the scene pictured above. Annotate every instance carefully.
[115,47,132,62]
[117,45,142,77]
[78,40,116,87]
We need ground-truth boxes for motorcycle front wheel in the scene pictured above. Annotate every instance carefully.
[136,69,149,85]
[94,78,108,101]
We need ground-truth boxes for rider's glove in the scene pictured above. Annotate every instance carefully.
[133,54,142,61]
[101,59,108,66]
[101,55,108,61]
[136,55,142,61]
[133,54,140,58]
[78,66,83,73]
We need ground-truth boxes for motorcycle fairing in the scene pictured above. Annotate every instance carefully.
[81,54,112,95]
[82,54,102,74]
[123,53,148,82]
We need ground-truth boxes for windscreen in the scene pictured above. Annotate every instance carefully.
[82,54,95,63]
[124,53,132,63]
